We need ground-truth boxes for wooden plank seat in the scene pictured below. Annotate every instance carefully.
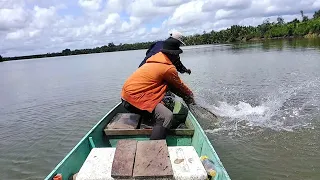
[111,140,137,178]
[105,113,194,136]
[110,140,173,179]
[104,128,194,136]
[106,113,141,129]
[133,140,173,178]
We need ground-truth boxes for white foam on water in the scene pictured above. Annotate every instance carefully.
[198,78,320,133]
[213,101,267,118]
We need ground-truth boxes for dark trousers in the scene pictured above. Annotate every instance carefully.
[121,100,173,128]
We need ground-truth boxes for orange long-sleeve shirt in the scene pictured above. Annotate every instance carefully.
[121,52,193,112]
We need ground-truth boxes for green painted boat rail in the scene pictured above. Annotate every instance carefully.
[188,111,231,180]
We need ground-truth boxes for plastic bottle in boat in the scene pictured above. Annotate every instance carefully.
[200,156,217,178]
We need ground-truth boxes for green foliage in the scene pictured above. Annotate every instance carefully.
[4,10,320,61]
[267,25,289,37]
[288,18,300,25]
[62,49,71,55]
[300,10,309,22]
[314,10,320,19]
[277,16,285,24]
[0,55,3,62]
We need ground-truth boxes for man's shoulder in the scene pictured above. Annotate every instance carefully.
[153,41,164,46]
[164,64,178,74]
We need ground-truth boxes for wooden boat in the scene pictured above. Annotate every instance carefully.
[45,100,231,180]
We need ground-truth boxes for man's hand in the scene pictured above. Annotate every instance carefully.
[186,69,191,75]
[187,100,196,109]
[184,96,196,106]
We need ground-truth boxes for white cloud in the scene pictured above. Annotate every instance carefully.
[6,30,25,40]
[31,6,57,29]
[105,0,126,13]
[215,9,235,20]
[137,28,146,35]
[1,0,320,57]
[0,7,30,31]
[202,0,251,13]
[152,0,191,7]
[127,0,175,18]
[151,27,160,33]
[78,0,102,10]
[313,0,320,7]
[167,1,207,26]
[106,13,120,25]
[97,13,121,33]
[120,16,141,32]
[0,0,25,8]
[29,29,40,37]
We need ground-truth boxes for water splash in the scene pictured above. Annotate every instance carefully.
[199,78,320,133]
[213,101,267,119]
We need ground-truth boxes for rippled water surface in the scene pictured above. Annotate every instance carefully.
[1,39,319,180]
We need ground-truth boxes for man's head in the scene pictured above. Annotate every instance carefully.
[161,38,183,63]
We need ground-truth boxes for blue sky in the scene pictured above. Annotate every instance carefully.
[1,0,320,57]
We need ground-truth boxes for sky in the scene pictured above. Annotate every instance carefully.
[1,0,320,57]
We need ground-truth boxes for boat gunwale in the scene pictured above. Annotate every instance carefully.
[188,111,231,179]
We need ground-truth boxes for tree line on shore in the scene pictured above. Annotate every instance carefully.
[1,10,320,62]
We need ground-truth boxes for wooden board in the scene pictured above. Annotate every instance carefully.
[104,129,194,136]
[133,140,173,179]
[107,113,140,129]
[111,140,137,178]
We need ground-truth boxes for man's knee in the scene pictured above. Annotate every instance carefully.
[163,111,173,128]
[155,103,173,128]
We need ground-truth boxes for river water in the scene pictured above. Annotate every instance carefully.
[0,39,319,180]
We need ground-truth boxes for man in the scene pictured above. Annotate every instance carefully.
[141,32,191,112]
[139,31,191,75]
[121,38,195,140]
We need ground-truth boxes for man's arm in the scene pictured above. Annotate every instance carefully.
[163,67,195,104]
[174,58,191,74]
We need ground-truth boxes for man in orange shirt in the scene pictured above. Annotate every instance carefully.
[121,38,195,140]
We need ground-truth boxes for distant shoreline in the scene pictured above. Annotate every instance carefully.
[248,34,320,42]
[2,10,320,62]
[1,36,320,62]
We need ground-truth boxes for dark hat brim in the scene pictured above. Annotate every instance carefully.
[161,48,183,55]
